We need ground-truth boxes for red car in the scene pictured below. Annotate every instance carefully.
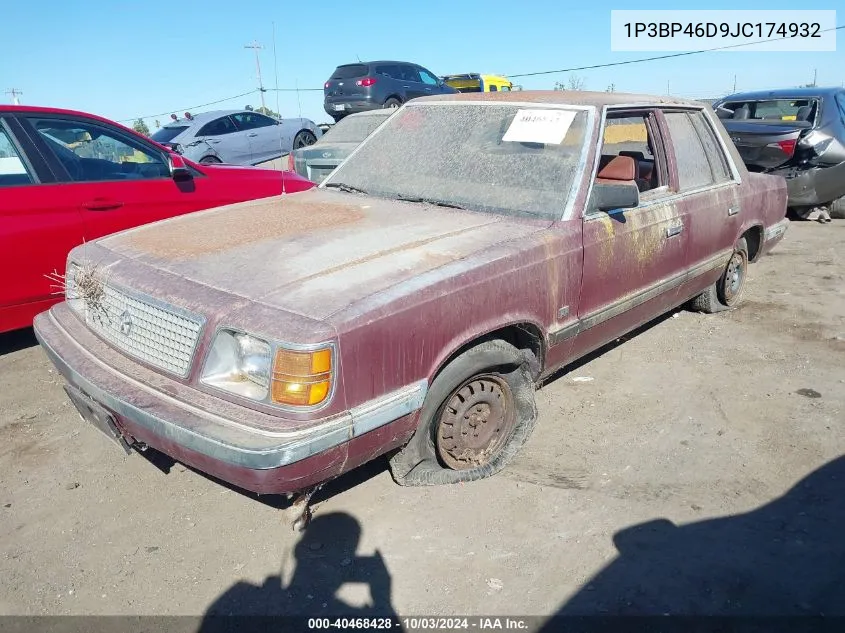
[0,105,314,334]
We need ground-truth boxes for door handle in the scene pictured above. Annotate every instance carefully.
[665,224,684,238]
[83,199,123,211]
[727,206,739,216]
[208,140,221,144]
[248,133,258,137]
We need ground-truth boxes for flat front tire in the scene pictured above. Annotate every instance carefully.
[389,339,538,487]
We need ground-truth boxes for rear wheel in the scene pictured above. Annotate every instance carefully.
[689,237,749,313]
[830,196,845,219]
[199,156,222,165]
[383,97,402,109]
[293,130,317,150]
[389,339,538,486]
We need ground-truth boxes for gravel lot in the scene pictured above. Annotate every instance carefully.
[1,220,843,618]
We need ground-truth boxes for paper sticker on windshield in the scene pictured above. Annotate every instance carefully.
[502,109,576,145]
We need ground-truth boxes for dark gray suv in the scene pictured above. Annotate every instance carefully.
[324,60,457,121]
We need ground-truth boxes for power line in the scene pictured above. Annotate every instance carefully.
[117,90,258,122]
[5,88,23,105]
[508,24,845,78]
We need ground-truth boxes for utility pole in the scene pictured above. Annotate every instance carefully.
[666,80,670,95]
[606,83,615,93]
[812,68,817,87]
[244,40,266,111]
[733,75,737,92]
[5,88,22,105]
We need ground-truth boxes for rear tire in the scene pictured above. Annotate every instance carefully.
[383,97,402,109]
[293,130,317,150]
[389,340,538,487]
[830,196,845,219]
[199,156,222,165]
[689,238,749,313]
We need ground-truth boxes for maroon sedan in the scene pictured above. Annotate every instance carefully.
[0,105,313,334]
[33,92,788,524]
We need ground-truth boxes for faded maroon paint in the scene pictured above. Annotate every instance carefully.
[34,91,789,495]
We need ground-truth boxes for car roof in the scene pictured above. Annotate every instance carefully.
[415,90,705,108]
[336,60,422,67]
[718,87,844,102]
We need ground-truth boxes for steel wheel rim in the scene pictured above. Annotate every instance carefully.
[724,251,746,304]
[435,374,516,470]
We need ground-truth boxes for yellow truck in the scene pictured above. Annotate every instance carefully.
[441,73,515,93]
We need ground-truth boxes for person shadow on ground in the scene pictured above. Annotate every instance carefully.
[198,512,401,630]
[540,454,845,623]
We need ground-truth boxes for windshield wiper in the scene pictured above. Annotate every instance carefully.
[323,182,368,194]
[393,194,466,210]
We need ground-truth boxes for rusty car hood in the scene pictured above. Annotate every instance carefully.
[99,189,548,321]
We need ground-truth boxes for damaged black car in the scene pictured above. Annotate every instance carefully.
[714,87,845,221]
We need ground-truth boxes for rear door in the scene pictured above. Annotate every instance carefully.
[417,67,443,96]
[0,117,85,330]
[572,108,688,359]
[662,108,743,298]
[19,113,228,241]
[196,115,251,164]
[230,112,286,164]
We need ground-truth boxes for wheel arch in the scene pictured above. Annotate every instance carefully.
[429,320,546,385]
[740,223,764,262]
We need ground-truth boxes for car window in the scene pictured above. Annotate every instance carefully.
[663,111,716,191]
[721,99,818,123]
[375,64,400,79]
[150,126,189,143]
[232,112,277,131]
[501,86,511,92]
[418,69,440,85]
[399,65,421,83]
[688,110,733,184]
[331,64,368,80]
[0,126,34,187]
[198,116,237,137]
[321,112,391,143]
[599,113,664,195]
[29,116,169,182]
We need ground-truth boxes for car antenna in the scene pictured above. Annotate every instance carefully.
[272,20,286,196]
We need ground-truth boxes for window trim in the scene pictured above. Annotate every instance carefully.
[21,114,171,184]
[0,118,41,186]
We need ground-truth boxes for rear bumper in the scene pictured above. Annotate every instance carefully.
[34,304,424,494]
[783,161,845,207]
[323,95,380,117]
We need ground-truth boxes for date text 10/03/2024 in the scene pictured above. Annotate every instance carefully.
[307,617,530,630]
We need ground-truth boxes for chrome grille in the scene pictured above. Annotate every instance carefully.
[70,272,202,377]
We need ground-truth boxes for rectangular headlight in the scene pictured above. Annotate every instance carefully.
[201,329,272,401]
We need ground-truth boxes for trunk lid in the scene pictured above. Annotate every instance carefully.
[721,120,809,171]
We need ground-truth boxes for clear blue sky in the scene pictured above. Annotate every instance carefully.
[3,0,843,128]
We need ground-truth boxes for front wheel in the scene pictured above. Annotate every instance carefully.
[689,237,749,313]
[389,339,538,486]
[293,130,317,150]
[199,155,222,165]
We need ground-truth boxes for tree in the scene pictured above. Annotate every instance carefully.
[132,118,150,136]
[553,74,587,91]
[255,105,281,119]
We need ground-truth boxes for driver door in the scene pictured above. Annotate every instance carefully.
[20,114,226,241]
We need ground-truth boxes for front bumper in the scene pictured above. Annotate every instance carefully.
[34,304,424,494]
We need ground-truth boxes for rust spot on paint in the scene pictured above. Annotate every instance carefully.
[119,197,365,260]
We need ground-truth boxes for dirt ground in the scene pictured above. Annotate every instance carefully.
[1,220,843,618]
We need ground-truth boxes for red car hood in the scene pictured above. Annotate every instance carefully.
[97,189,548,321]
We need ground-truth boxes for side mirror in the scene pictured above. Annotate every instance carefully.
[590,182,640,212]
[168,153,192,181]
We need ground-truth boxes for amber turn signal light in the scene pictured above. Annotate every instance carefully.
[271,348,333,406]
